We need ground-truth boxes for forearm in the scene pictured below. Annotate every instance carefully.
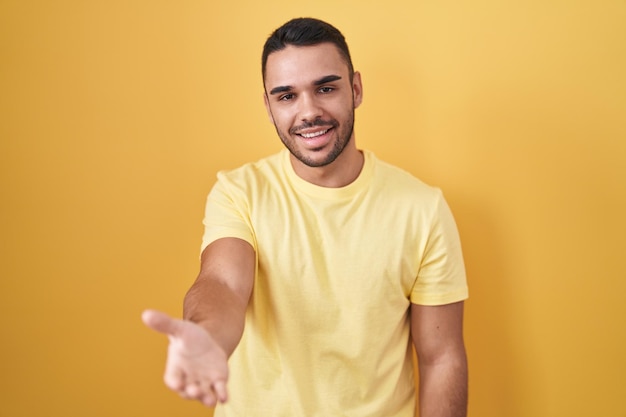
[181,238,255,357]
[183,278,248,357]
[417,353,468,417]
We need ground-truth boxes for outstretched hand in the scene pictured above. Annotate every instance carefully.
[142,309,229,407]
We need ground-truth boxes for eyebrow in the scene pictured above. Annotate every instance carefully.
[314,74,342,85]
[269,74,343,95]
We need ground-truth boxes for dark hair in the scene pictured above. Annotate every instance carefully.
[262,18,354,81]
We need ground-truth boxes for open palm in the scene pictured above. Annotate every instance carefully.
[142,309,229,407]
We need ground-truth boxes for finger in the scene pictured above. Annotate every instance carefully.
[200,391,218,408]
[212,380,228,403]
[184,380,218,407]
[164,373,185,392]
[184,382,202,399]
[142,309,182,337]
[163,362,185,392]
[196,378,218,407]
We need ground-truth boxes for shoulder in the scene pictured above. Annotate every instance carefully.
[369,152,444,202]
[215,151,285,191]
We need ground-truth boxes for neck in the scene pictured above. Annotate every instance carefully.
[290,143,364,188]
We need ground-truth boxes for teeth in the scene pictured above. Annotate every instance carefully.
[300,129,328,139]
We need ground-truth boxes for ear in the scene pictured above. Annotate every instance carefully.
[352,71,363,109]
[263,92,275,124]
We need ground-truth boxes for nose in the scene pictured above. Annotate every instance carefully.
[298,93,323,122]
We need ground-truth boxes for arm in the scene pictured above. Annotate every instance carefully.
[411,301,468,417]
[184,237,255,356]
[142,237,255,407]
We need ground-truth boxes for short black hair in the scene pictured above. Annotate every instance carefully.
[262,18,354,82]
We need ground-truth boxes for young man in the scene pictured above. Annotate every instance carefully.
[143,17,469,417]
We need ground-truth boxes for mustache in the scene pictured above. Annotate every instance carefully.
[290,119,338,135]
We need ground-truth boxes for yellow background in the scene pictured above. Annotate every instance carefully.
[1,1,625,416]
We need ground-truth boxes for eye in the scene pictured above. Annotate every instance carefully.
[318,86,334,94]
[279,93,295,101]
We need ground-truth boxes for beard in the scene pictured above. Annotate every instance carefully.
[274,110,355,168]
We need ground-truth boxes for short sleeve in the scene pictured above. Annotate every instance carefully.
[200,173,256,254]
[410,191,469,305]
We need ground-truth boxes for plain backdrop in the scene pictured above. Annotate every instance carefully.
[1,1,625,416]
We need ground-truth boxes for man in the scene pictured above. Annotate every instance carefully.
[143,17,468,417]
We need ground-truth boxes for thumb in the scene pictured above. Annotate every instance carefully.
[142,309,181,337]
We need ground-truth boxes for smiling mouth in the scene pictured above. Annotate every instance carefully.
[299,129,330,138]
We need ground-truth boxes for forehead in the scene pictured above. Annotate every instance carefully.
[264,43,350,87]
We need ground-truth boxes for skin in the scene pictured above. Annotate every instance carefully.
[143,42,467,417]
[142,238,254,406]
[263,43,364,188]
[412,302,468,417]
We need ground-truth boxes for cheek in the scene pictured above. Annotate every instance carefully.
[330,101,354,120]
[274,116,291,131]
[270,108,293,127]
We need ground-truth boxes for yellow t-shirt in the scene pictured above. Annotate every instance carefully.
[202,149,468,417]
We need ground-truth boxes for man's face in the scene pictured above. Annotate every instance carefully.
[263,43,362,168]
